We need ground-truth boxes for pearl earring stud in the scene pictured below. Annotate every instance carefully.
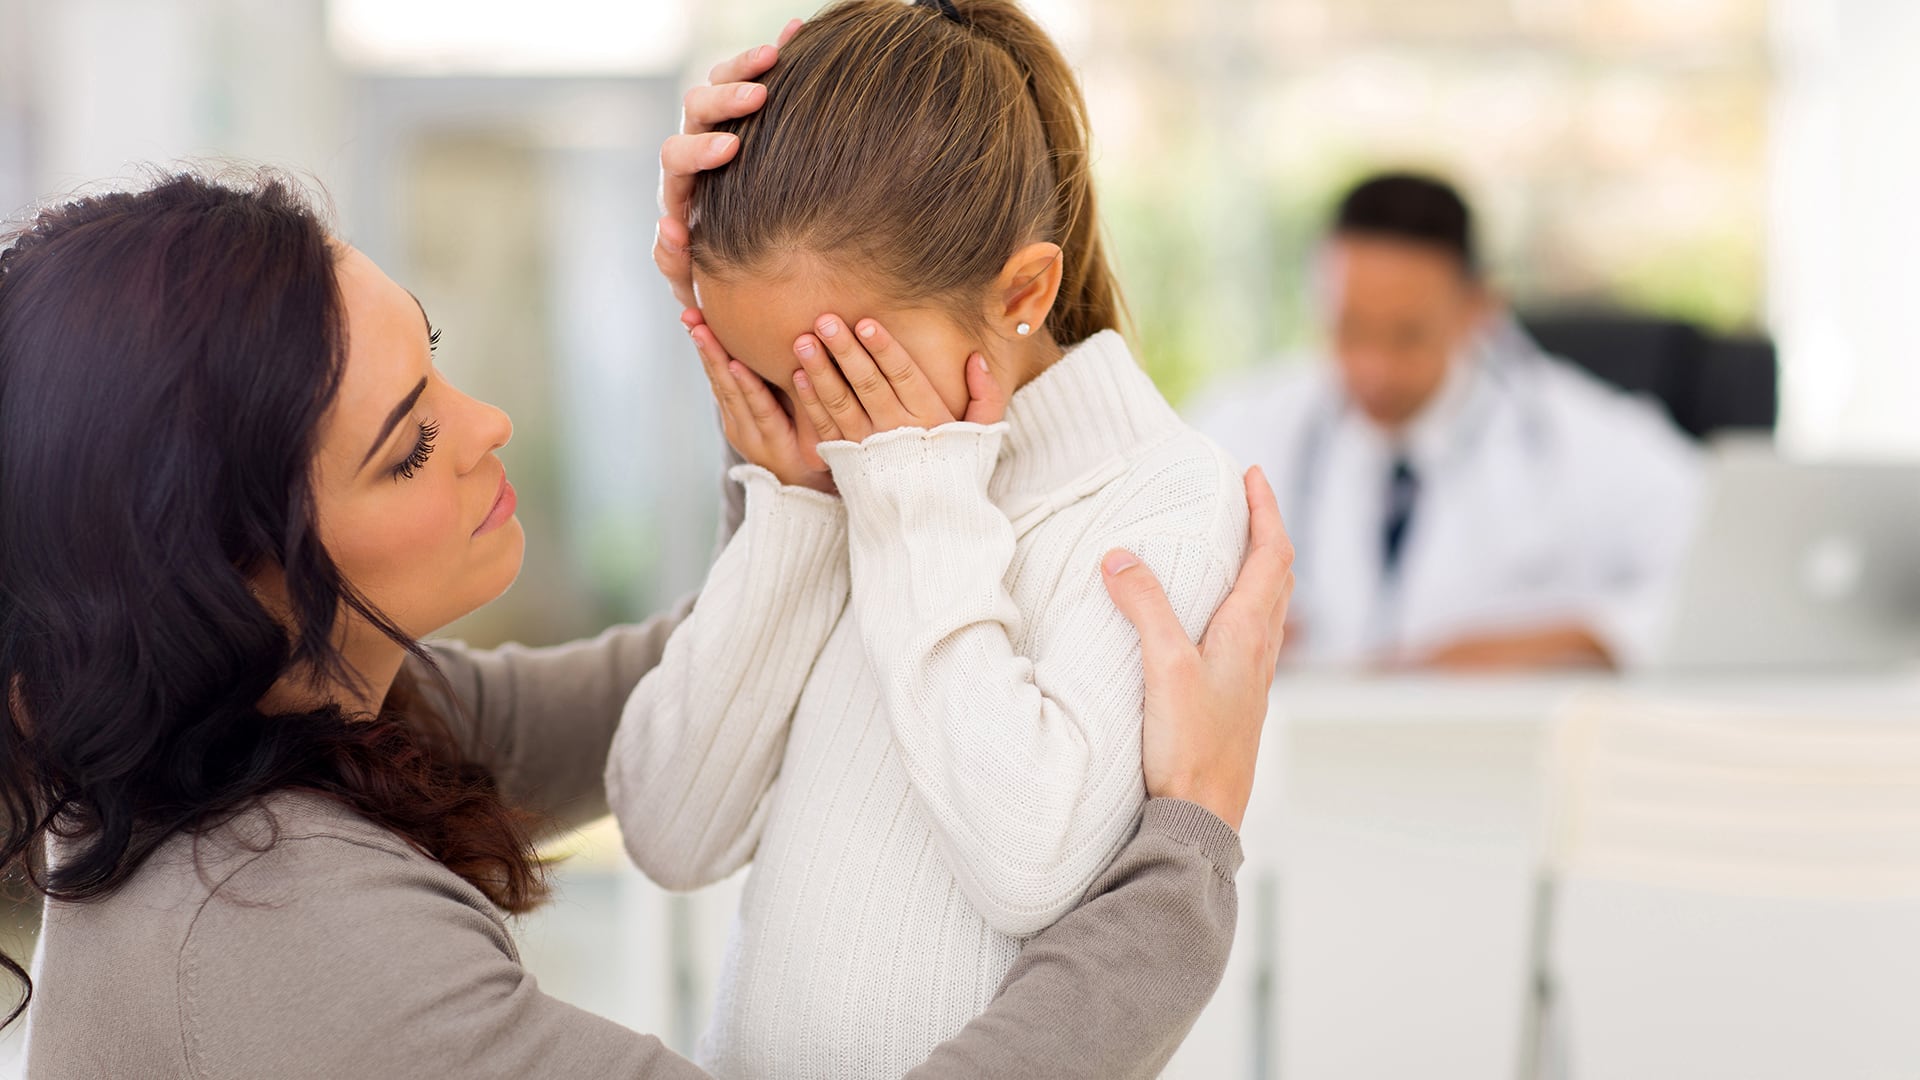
[1016,322,1032,336]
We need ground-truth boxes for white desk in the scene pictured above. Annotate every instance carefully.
[1165,672,1920,1080]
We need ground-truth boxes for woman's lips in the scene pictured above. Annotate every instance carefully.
[474,474,517,538]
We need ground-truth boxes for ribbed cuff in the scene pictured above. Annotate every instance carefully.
[818,422,1006,490]
[729,463,846,523]
[818,424,1008,553]
[1141,798,1244,881]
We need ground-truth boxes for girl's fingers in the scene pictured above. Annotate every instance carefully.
[776,17,804,47]
[795,332,871,440]
[729,361,791,440]
[962,353,1009,425]
[813,315,906,429]
[853,318,951,422]
[792,368,844,443]
[794,396,830,470]
[690,320,745,413]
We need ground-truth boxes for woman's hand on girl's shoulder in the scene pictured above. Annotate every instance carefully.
[788,315,1007,442]
[684,307,836,494]
[1101,466,1295,831]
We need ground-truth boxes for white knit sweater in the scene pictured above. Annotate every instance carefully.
[607,330,1247,1079]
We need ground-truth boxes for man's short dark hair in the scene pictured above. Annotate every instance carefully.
[1332,172,1477,277]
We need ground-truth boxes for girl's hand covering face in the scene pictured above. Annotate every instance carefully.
[685,307,836,494]
[790,315,1008,442]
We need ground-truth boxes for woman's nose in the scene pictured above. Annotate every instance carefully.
[456,392,513,473]
[480,399,512,454]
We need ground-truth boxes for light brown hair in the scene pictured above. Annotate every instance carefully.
[690,0,1124,346]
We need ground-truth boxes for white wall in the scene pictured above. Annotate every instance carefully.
[1,0,349,218]
[1770,0,1920,459]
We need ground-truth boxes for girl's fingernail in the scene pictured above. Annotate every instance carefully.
[857,321,876,340]
[795,338,815,358]
[1103,550,1139,575]
[749,45,765,63]
[974,354,989,373]
[818,319,839,339]
[736,83,757,103]
[793,370,811,390]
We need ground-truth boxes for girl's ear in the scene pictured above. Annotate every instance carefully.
[993,242,1064,338]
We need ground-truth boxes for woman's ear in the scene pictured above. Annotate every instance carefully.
[994,242,1064,339]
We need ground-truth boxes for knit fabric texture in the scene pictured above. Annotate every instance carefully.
[608,330,1248,1079]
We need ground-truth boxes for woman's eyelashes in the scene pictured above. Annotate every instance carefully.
[392,327,444,481]
[391,420,438,481]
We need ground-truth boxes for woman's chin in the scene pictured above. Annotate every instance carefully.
[481,519,528,604]
[438,520,529,632]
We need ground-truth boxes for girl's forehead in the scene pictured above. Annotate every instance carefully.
[694,268,886,375]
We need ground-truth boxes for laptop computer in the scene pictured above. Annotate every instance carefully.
[1655,452,1920,672]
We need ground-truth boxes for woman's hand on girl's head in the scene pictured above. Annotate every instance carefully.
[788,315,1007,443]
[685,308,836,494]
[655,18,804,310]
[1101,467,1296,831]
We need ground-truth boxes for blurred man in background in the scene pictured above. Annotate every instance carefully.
[1192,172,1701,671]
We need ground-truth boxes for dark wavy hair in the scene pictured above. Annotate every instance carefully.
[0,171,548,1027]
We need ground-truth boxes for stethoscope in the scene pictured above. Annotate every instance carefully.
[1286,316,1559,604]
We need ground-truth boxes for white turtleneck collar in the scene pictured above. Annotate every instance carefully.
[988,330,1184,517]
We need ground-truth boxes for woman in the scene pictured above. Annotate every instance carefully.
[0,31,1293,1080]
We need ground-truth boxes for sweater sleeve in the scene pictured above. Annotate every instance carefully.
[908,799,1245,1080]
[179,834,712,1080]
[173,799,1236,1080]
[605,465,851,891]
[415,603,693,841]
[410,441,749,841]
[820,426,1245,936]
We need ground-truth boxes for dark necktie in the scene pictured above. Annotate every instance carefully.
[1382,455,1419,579]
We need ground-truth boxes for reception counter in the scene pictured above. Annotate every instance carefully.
[1171,670,1920,1080]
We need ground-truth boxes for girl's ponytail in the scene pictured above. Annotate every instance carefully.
[695,0,1126,347]
[944,0,1124,344]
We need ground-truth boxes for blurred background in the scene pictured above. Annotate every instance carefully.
[2,1,1918,1078]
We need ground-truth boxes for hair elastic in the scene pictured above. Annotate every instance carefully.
[916,0,964,23]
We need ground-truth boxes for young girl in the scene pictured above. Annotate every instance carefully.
[607,1,1248,1075]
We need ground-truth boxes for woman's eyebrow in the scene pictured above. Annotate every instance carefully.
[407,290,431,335]
[359,377,429,471]
[352,290,438,472]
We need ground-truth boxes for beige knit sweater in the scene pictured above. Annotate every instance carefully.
[609,331,1248,1079]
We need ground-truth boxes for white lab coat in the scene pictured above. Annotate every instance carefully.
[1189,318,1704,669]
